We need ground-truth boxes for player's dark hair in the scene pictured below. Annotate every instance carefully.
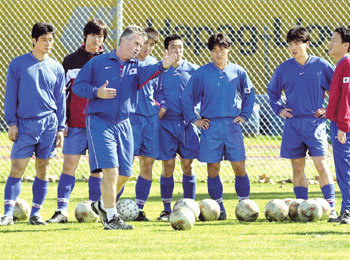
[31,22,55,40]
[83,19,108,43]
[286,26,310,43]
[335,26,350,52]
[144,27,159,44]
[164,34,182,49]
[207,33,231,51]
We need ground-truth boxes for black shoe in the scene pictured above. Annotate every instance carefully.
[340,209,350,224]
[29,215,47,225]
[135,210,149,222]
[217,211,227,221]
[157,211,171,222]
[0,215,14,226]
[91,200,107,225]
[46,211,68,223]
[104,215,134,230]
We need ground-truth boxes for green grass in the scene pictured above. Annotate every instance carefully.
[0,182,349,259]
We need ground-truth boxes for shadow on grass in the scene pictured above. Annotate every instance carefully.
[0,227,72,233]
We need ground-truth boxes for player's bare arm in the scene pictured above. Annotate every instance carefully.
[96,80,116,99]
[233,116,245,124]
[8,125,18,142]
[56,131,64,148]
[194,118,211,130]
[314,108,326,118]
[279,108,293,119]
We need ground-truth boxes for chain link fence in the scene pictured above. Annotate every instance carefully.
[0,0,347,182]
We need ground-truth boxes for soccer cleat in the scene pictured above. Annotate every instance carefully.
[157,211,171,222]
[340,209,350,224]
[29,215,47,225]
[104,215,134,230]
[135,210,149,222]
[91,200,107,225]
[327,210,338,222]
[46,211,68,223]
[0,215,14,226]
[217,211,227,221]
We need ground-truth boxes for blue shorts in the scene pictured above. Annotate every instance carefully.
[280,117,328,159]
[130,113,159,158]
[86,115,133,176]
[158,119,199,160]
[199,118,246,163]
[62,127,88,155]
[11,113,58,160]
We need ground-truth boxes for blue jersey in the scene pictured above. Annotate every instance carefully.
[182,62,255,123]
[73,50,164,122]
[156,60,199,120]
[268,56,334,117]
[4,52,66,130]
[134,55,160,117]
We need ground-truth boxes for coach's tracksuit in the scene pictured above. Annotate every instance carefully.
[326,55,350,212]
[182,61,255,208]
[73,50,164,175]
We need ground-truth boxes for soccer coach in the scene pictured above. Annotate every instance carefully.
[73,25,176,230]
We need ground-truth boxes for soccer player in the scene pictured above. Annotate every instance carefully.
[182,33,255,220]
[131,27,160,222]
[155,34,200,221]
[326,26,350,224]
[0,22,66,226]
[267,26,337,220]
[73,25,176,230]
[46,19,108,224]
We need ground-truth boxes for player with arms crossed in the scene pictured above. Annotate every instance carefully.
[73,25,176,230]
[0,22,65,226]
[130,27,161,221]
[155,34,200,221]
[46,19,108,224]
[268,26,337,220]
[326,26,350,224]
[182,33,255,220]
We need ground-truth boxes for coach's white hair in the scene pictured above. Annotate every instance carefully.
[118,25,147,45]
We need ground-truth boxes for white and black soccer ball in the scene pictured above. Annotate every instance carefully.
[288,199,304,221]
[264,199,288,222]
[314,198,332,220]
[13,198,30,221]
[173,198,200,219]
[169,207,195,231]
[199,199,220,221]
[116,199,139,221]
[235,199,260,222]
[283,198,294,208]
[75,201,98,223]
[298,199,322,222]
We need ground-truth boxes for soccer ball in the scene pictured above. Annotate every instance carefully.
[288,199,304,221]
[116,199,139,221]
[283,198,294,208]
[298,199,322,222]
[169,207,195,231]
[75,201,98,223]
[235,199,260,222]
[315,198,332,220]
[13,198,30,221]
[173,198,200,219]
[199,199,220,221]
[264,199,288,222]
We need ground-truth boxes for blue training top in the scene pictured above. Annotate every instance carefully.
[4,52,66,130]
[156,60,199,120]
[268,56,334,117]
[182,61,255,123]
[73,50,164,122]
[134,55,160,117]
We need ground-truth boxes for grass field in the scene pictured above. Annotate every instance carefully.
[0,181,349,259]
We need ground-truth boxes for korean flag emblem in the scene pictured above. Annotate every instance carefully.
[129,68,137,75]
[343,77,350,83]
[244,88,251,93]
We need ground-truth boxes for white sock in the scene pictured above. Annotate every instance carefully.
[105,207,117,221]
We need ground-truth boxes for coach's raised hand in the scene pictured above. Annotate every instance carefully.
[162,50,178,69]
[97,80,116,99]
